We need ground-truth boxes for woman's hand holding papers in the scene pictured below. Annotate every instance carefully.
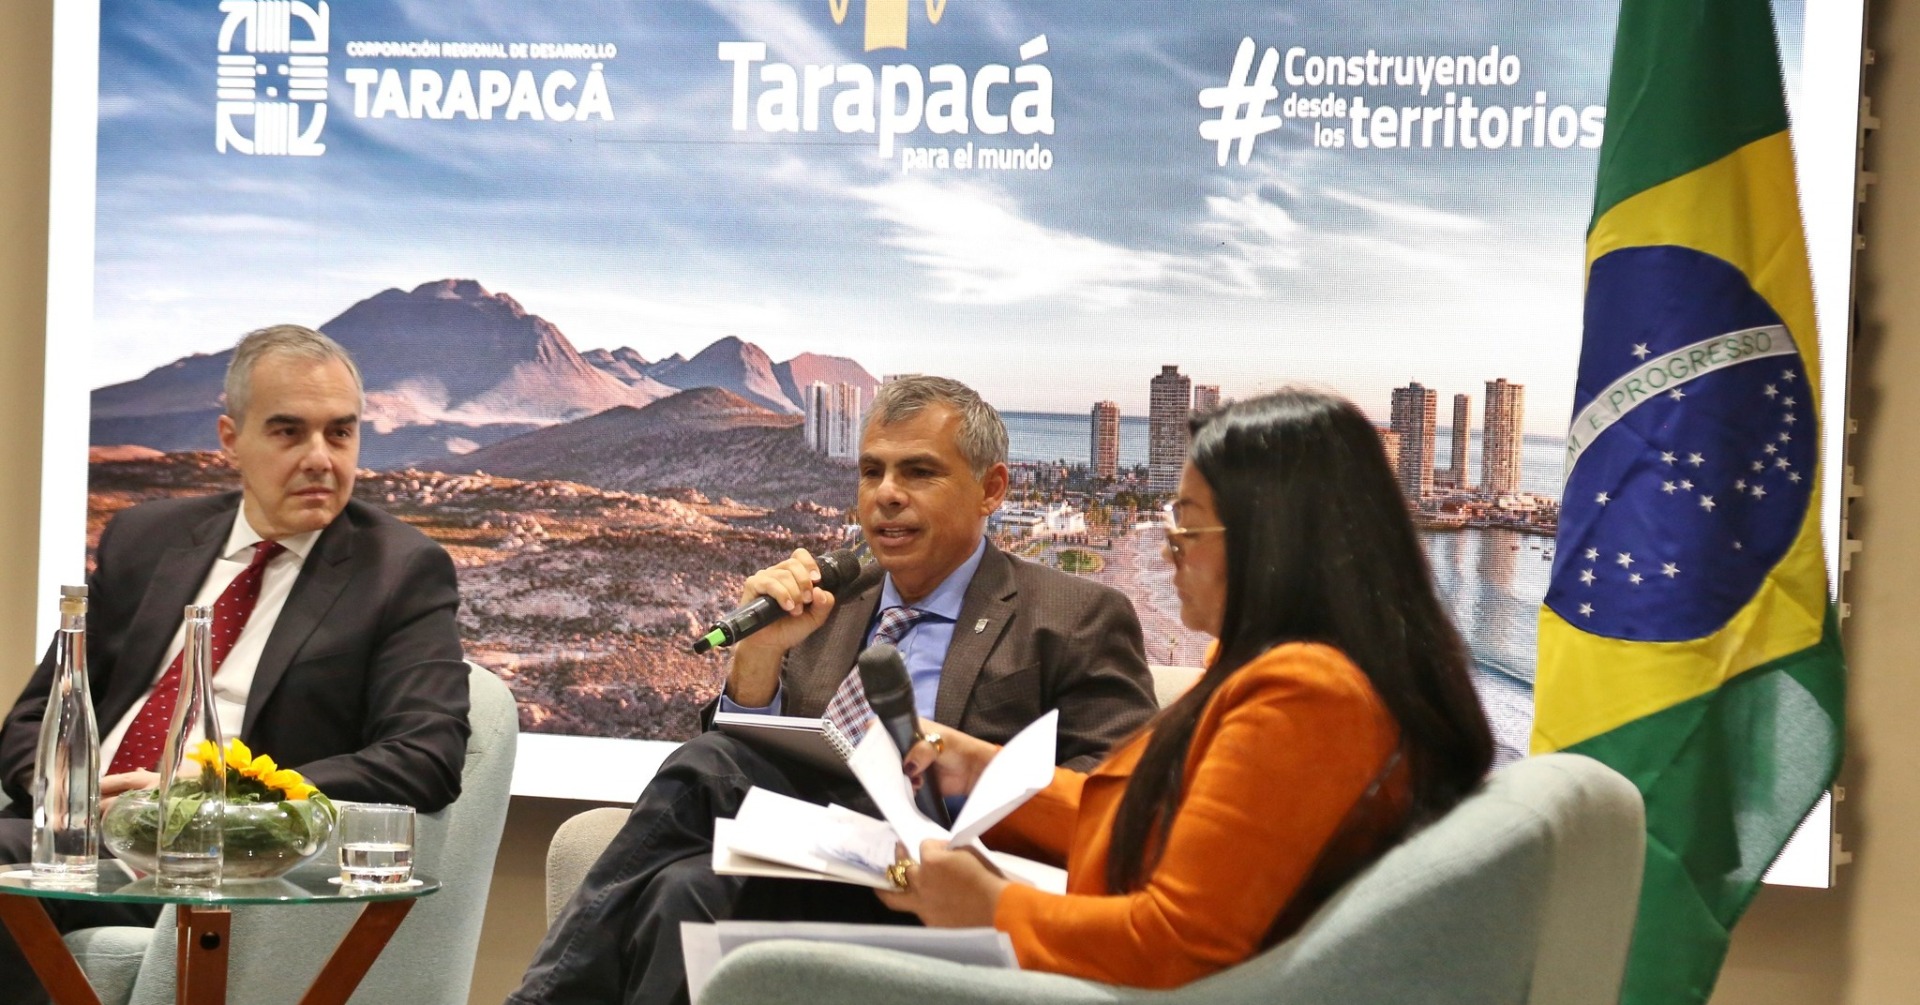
[877,839,1009,927]
[903,718,1000,800]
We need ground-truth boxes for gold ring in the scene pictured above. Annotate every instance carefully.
[886,859,912,891]
[920,731,945,755]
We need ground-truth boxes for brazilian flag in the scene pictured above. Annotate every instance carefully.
[1532,0,1845,1002]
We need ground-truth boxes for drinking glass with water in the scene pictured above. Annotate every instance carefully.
[337,803,415,887]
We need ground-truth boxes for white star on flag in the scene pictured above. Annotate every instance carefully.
[1781,370,1796,382]
[1679,479,1694,490]
[1596,492,1611,505]
[1764,443,1777,455]
[1580,569,1597,584]
[1783,396,1796,407]
[1784,413,1797,425]
[1700,495,1717,511]
[1579,603,1594,617]
[1662,563,1680,578]
[1661,451,1677,464]
[1776,458,1790,470]
[1617,552,1634,568]
[1688,453,1705,466]
[1585,548,1600,560]
[1764,384,1779,398]
[1669,389,1687,401]
[1632,343,1651,359]
[1630,573,1644,585]
[1752,485,1767,499]
[1789,472,1803,483]
[1662,481,1678,494]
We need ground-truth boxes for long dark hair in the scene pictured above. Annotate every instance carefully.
[1106,389,1494,893]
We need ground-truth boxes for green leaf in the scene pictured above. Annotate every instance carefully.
[160,792,205,844]
[276,800,311,844]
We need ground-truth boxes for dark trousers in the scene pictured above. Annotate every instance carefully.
[507,732,915,1005]
[0,805,163,1005]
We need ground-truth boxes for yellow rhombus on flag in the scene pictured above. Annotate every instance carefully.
[1532,0,1846,1003]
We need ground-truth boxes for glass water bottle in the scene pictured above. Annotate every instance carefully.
[31,585,100,885]
[157,604,224,890]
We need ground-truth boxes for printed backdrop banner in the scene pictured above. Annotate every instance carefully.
[83,1,1809,767]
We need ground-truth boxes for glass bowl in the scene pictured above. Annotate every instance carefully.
[101,789,336,880]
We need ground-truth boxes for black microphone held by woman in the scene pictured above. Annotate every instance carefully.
[858,642,952,827]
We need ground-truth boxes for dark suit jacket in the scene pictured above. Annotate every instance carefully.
[768,543,1157,772]
[1,493,471,812]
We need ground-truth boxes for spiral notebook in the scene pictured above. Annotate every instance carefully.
[711,712,859,778]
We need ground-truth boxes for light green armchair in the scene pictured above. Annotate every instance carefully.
[696,753,1645,1005]
[63,662,518,1005]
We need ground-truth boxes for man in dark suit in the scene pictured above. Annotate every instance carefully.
[510,376,1157,1005]
[0,325,469,998]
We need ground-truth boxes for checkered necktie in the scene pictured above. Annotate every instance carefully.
[107,541,286,774]
[822,605,927,743]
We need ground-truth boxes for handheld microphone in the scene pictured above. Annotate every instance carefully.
[691,545,872,654]
[857,642,952,827]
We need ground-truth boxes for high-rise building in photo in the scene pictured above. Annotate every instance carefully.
[1376,426,1402,472]
[1447,392,1472,491]
[1389,381,1438,501]
[1148,365,1192,493]
[1482,378,1526,496]
[1090,400,1121,479]
[1191,384,1221,417]
[804,381,864,460]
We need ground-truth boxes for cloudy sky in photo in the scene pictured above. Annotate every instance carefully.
[89,0,1807,429]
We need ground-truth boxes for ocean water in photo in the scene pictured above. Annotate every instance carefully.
[1006,411,1560,762]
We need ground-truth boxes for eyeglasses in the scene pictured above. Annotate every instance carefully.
[1157,505,1225,556]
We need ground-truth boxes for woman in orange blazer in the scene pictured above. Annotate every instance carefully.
[882,388,1495,989]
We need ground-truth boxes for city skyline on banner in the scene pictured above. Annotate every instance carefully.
[78,0,1822,433]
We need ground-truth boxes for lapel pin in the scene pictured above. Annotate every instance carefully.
[974,618,989,634]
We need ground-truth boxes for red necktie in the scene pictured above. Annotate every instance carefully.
[107,540,286,774]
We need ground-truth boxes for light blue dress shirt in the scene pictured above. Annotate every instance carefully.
[716,538,989,720]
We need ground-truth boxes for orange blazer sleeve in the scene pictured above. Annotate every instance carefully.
[992,645,1398,988]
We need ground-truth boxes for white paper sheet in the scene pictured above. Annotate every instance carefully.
[712,713,1063,886]
[846,724,947,861]
[846,710,1059,862]
[716,789,898,887]
[949,710,1058,845]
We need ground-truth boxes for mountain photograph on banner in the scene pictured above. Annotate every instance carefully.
[81,0,1805,747]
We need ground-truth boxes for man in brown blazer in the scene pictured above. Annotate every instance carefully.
[510,377,1156,1005]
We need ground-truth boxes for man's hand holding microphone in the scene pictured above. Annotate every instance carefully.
[697,545,872,708]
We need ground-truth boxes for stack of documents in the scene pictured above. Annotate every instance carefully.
[712,710,1067,894]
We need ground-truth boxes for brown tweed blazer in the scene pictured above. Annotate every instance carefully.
[774,542,1158,772]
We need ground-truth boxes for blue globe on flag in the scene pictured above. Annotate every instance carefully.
[1547,245,1816,642]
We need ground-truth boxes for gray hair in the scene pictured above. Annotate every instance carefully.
[224,325,364,421]
[864,376,1008,478]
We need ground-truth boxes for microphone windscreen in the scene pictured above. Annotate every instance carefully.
[814,547,867,593]
[856,643,915,717]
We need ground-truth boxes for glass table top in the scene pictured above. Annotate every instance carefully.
[0,861,438,905]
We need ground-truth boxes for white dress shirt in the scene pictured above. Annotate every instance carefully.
[98,509,320,771]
